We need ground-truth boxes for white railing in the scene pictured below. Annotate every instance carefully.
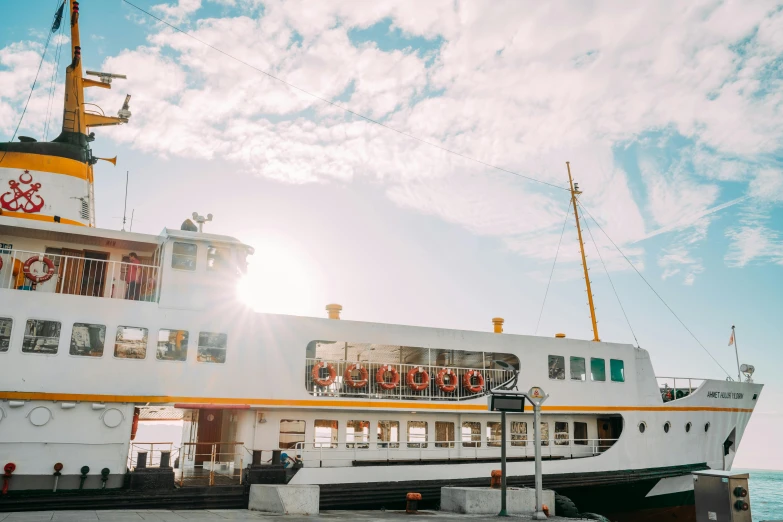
[656,376,706,402]
[306,359,515,401]
[128,442,177,470]
[292,438,618,467]
[0,249,159,302]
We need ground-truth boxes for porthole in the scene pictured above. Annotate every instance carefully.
[685,422,692,433]
[638,422,646,433]
[663,421,671,433]
[704,422,710,433]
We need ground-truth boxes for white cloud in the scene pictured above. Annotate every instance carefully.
[152,0,202,24]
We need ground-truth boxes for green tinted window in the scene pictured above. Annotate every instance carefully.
[590,358,606,381]
[610,359,625,382]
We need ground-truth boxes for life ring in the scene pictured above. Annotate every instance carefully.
[463,369,485,394]
[435,368,458,393]
[344,363,368,388]
[406,366,430,392]
[23,255,55,284]
[376,364,400,390]
[130,408,140,441]
[0,257,3,272]
[312,361,336,387]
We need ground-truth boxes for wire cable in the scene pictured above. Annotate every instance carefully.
[121,0,570,192]
[534,199,572,335]
[577,200,732,378]
[579,199,640,347]
[44,12,66,141]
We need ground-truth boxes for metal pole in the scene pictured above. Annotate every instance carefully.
[499,410,507,516]
[732,325,741,382]
[533,404,546,520]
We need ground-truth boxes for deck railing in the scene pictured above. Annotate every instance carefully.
[292,438,618,467]
[305,358,516,401]
[128,442,177,470]
[0,249,159,302]
[656,376,706,402]
[178,442,245,486]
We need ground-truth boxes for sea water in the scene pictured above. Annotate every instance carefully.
[740,469,783,522]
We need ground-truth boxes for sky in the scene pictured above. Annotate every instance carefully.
[1,0,782,469]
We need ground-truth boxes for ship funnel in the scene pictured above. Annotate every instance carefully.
[492,318,504,334]
[326,304,342,320]
[94,156,117,166]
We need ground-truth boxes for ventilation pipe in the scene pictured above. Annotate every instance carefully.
[492,318,504,333]
[326,304,342,320]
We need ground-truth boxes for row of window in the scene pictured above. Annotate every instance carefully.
[0,318,227,363]
[549,355,625,382]
[640,421,710,434]
[171,242,232,272]
[278,419,590,450]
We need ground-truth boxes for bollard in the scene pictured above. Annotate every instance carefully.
[406,492,422,514]
[53,463,63,492]
[542,504,550,517]
[490,469,502,489]
[252,450,262,466]
[2,463,15,495]
[100,468,110,489]
[272,450,282,466]
[160,451,171,468]
[78,466,90,490]
[136,451,148,469]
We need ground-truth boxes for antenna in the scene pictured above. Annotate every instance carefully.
[122,171,129,231]
[192,212,213,233]
[130,209,135,232]
[85,70,127,85]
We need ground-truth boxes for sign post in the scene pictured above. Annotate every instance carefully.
[527,386,549,520]
[488,392,526,517]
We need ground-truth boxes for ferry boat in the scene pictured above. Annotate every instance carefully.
[0,2,763,520]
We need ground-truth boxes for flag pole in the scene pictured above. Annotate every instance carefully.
[732,325,741,382]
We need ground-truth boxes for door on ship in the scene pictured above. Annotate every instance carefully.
[596,417,623,453]
[195,409,223,466]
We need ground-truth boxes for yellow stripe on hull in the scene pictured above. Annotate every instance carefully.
[0,391,755,413]
[0,151,91,181]
[0,210,87,226]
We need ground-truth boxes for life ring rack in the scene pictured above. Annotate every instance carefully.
[375,364,400,390]
[406,366,430,392]
[463,369,485,394]
[23,255,56,284]
[435,368,458,393]
[312,361,337,387]
[344,363,369,388]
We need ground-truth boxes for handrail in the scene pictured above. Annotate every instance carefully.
[179,442,244,486]
[128,442,176,470]
[656,376,706,403]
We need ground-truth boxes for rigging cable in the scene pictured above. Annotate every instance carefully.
[0,5,58,165]
[534,199,572,335]
[121,0,570,193]
[579,199,640,347]
[576,200,732,379]
[44,5,66,141]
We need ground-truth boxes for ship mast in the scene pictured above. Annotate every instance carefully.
[566,162,600,342]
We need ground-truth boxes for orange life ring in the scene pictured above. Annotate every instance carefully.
[435,368,458,393]
[463,369,485,394]
[376,364,400,390]
[344,363,369,388]
[131,408,140,441]
[406,366,430,391]
[312,361,337,387]
[0,257,3,272]
[23,255,55,283]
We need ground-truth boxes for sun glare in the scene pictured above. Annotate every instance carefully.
[237,238,321,316]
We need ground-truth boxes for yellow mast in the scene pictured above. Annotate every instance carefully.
[566,161,600,342]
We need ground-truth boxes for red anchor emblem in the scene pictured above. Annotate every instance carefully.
[1,170,45,213]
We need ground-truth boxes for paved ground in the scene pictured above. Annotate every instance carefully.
[0,510,587,521]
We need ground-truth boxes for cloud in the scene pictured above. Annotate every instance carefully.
[152,0,202,24]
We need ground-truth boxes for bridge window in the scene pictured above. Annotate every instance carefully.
[172,242,197,271]
[548,355,565,380]
[314,419,337,448]
[462,422,482,447]
[207,246,230,272]
[590,358,606,381]
[23,319,61,354]
[378,421,399,448]
[407,421,428,448]
[570,357,586,381]
[610,359,625,382]
[70,323,106,357]
[540,422,550,446]
[554,422,569,445]
[0,317,13,352]
[435,421,454,448]
[346,420,370,448]
[511,421,527,446]
[279,420,305,449]
[574,422,588,445]
[114,326,148,359]
[157,329,188,361]
[197,332,227,363]
[487,422,502,447]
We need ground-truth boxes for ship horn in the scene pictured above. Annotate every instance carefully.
[95,156,117,166]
